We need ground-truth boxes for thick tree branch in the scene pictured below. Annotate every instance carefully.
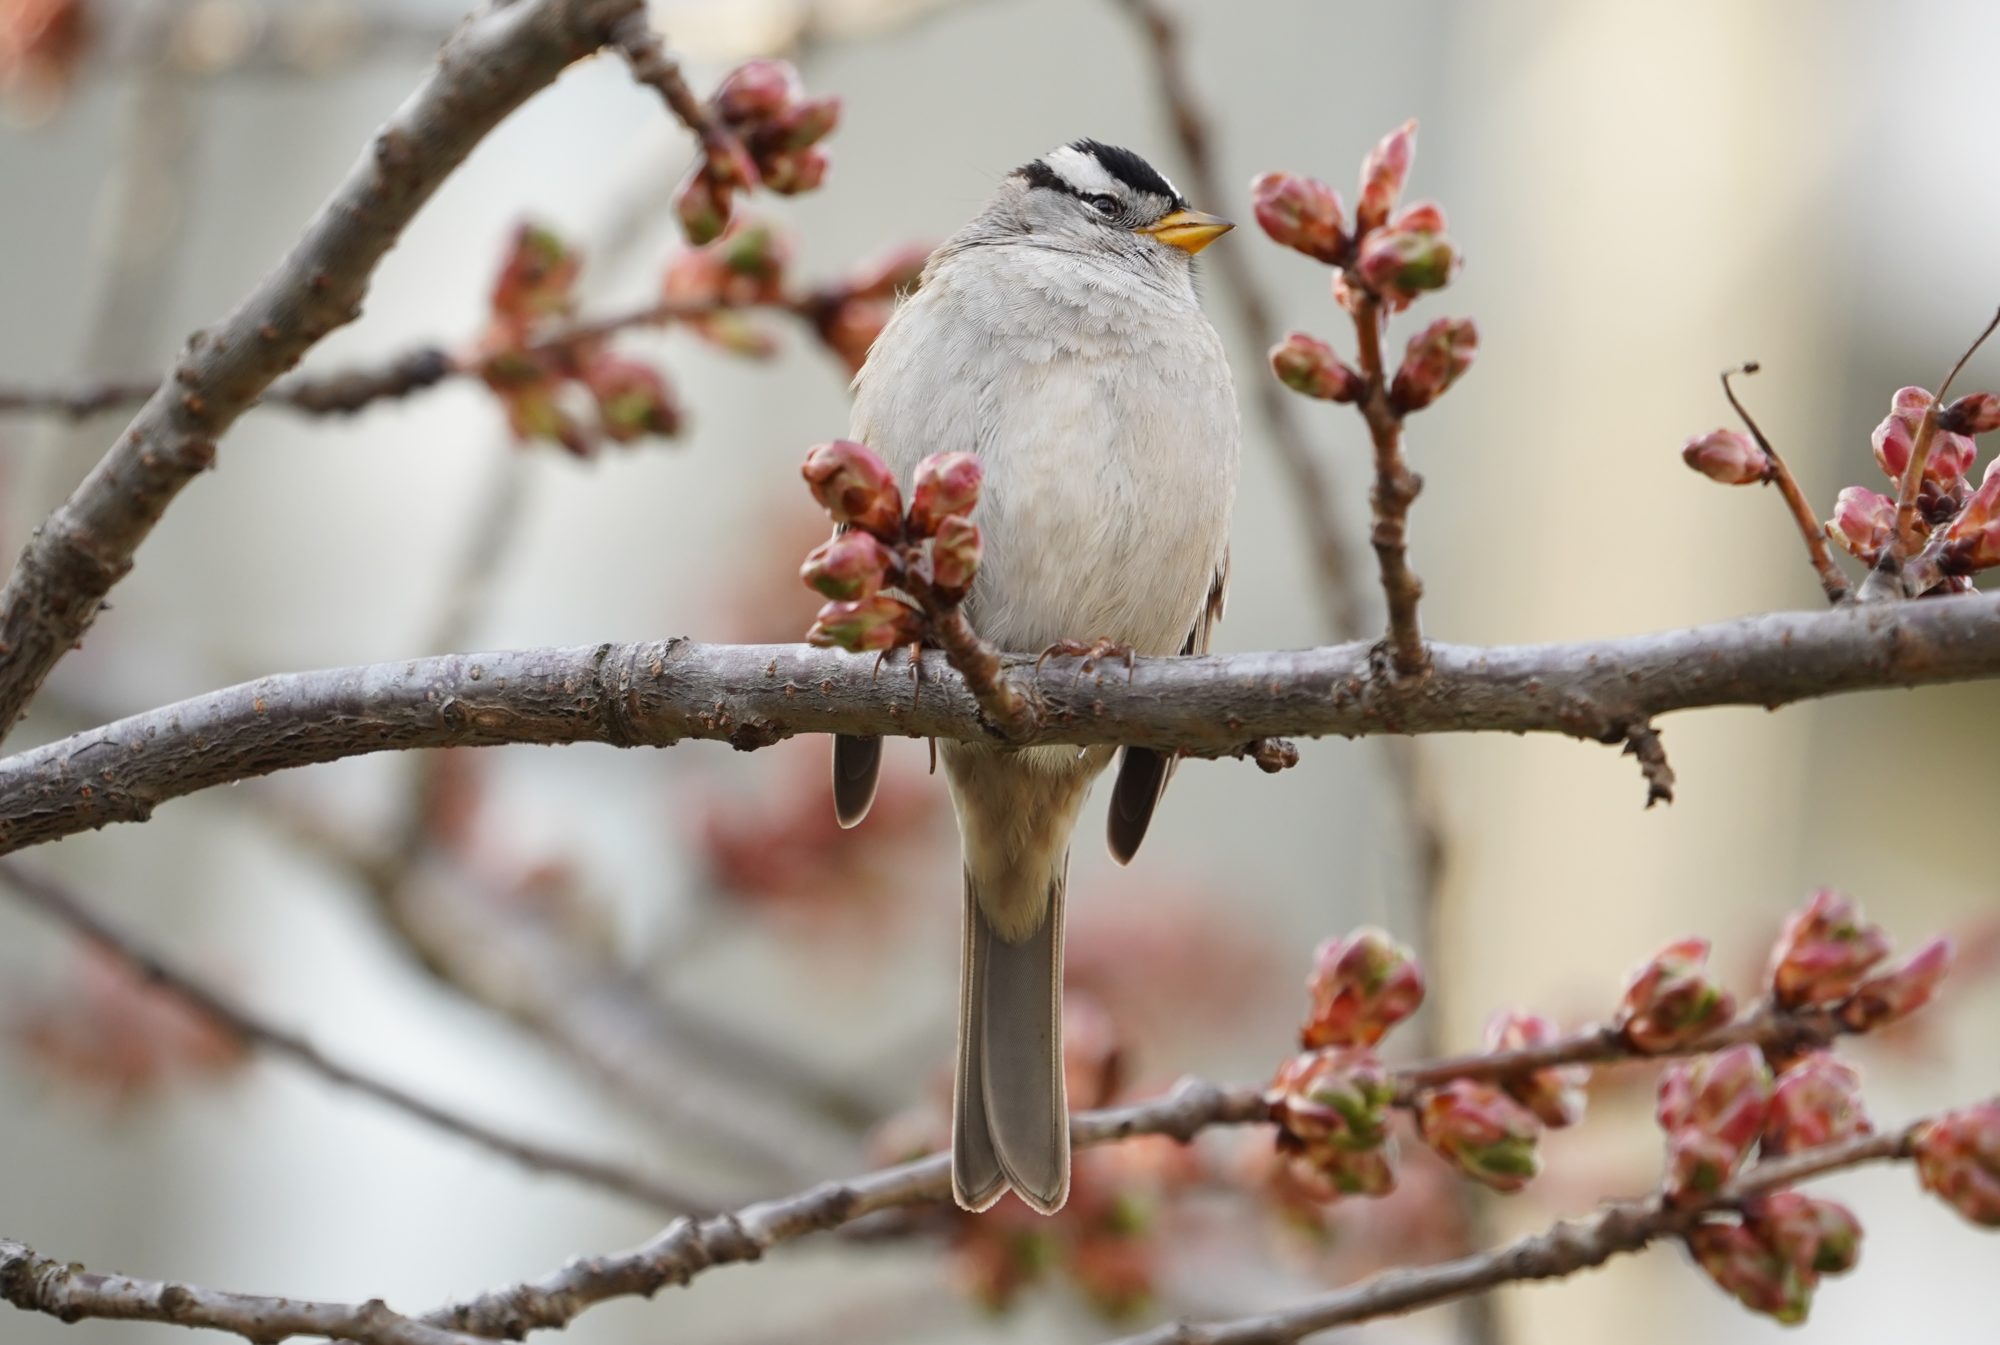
[5,592,2000,854]
[0,0,642,742]
[1104,1126,1916,1345]
[0,860,713,1217]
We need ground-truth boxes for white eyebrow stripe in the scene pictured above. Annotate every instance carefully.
[1042,145,1119,196]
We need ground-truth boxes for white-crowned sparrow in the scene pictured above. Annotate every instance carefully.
[833,140,1239,1213]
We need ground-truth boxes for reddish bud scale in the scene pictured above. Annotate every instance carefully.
[1763,1055,1871,1156]
[925,515,983,603]
[1356,119,1417,236]
[759,147,830,196]
[1249,172,1348,263]
[1941,468,2000,572]
[713,59,800,124]
[1767,888,1891,1009]
[580,355,681,442]
[1682,428,1769,486]
[674,167,733,246]
[1824,485,1896,562]
[1755,1193,1863,1277]
[1270,332,1362,403]
[1482,1009,1587,1128]
[1913,1101,2000,1227]
[490,223,580,334]
[801,439,903,539]
[1687,1219,1815,1324]
[1415,1080,1542,1191]
[1270,1047,1397,1153]
[1390,317,1478,413]
[800,530,896,601]
[1301,927,1425,1049]
[1614,937,1736,1052]
[907,452,984,537]
[1288,1140,1399,1200]
[1872,386,1976,488]
[808,593,922,652]
[1354,228,1457,305]
[1940,391,2000,435]
[1840,937,1953,1030]
[1657,1044,1771,1200]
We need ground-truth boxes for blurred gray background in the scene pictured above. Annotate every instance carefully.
[1,0,1996,1341]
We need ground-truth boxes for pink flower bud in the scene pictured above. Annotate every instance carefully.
[807,593,922,652]
[1270,332,1363,402]
[763,95,841,153]
[841,242,934,301]
[1767,888,1891,1009]
[1354,227,1457,305]
[702,135,762,192]
[1287,1138,1399,1200]
[1681,428,1769,485]
[661,247,729,306]
[1356,119,1416,235]
[1249,171,1348,263]
[1840,936,1953,1031]
[1913,1101,2000,1228]
[907,451,983,537]
[718,219,792,298]
[1270,1047,1397,1153]
[489,223,579,333]
[1824,486,1896,562]
[799,530,895,601]
[1388,201,1446,234]
[1687,1219,1814,1323]
[925,515,983,603]
[1390,316,1478,412]
[1482,1009,1587,1128]
[1754,1193,1863,1277]
[1871,386,1975,486]
[1764,1055,1871,1156]
[674,166,733,246]
[1940,468,2000,571]
[801,439,903,539]
[758,147,829,196]
[1415,1080,1542,1192]
[712,59,800,124]
[1301,927,1425,1049]
[580,354,681,441]
[1657,1045,1771,1199]
[1940,391,2000,435]
[1614,937,1736,1052]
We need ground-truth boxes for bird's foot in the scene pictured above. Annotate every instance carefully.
[1033,637,1138,684]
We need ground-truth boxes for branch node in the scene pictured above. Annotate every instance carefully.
[1620,721,1676,808]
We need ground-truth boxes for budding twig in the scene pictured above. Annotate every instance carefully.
[0,860,716,1217]
[1351,291,1430,677]
[919,603,1038,741]
[1719,363,1849,605]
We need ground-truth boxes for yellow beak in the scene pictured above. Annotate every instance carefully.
[1141,209,1234,254]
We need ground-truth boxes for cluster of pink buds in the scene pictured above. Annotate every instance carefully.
[1268,1047,1398,1197]
[1414,1081,1542,1192]
[1612,937,1736,1052]
[1687,1194,1863,1324]
[1656,1045,1771,1200]
[1254,121,1474,416]
[1768,888,1952,1029]
[674,59,839,244]
[798,440,984,650]
[476,224,680,457]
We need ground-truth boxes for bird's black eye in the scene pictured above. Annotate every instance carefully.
[1085,193,1120,217]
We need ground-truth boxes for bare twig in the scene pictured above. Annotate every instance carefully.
[607,11,735,161]
[0,859,714,1216]
[0,0,643,743]
[1351,291,1429,677]
[1719,363,1849,605]
[9,591,2000,853]
[1103,1126,1916,1345]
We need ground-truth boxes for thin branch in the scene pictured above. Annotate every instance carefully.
[0,0,643,743]
[924,603,1036,740]
[1351,291,1429,676]
[1719,362,1849,605]
[0,860,714,1217]
[7,591,1998,855]
[1103,1126,1916,1345]
[607,11,733,160]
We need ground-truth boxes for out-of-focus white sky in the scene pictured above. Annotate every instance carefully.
[1,1,1997,1342]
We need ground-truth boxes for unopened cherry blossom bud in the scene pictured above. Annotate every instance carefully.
[1872,386,1975,486]
[1687,1220,1813,1324]
[1840,937,1953,1031]
[490,223,579,332]
[1271,332,1362,402]
[1912,1101,2000,1227]
[1755,1192,1863,1277]
[1270,1047,1396,1153]
[713,58,800,124]
[926,515,983,603]
[1764,1055,1871,1156]
[1388,201,1445,235]
[1390,317,1478,412]
[1250,172,1348,263]
[1940,392,2000,435]
[800,530,895,601]
[703,135,762,192]
[1356,119,1416,235]
[908,451,983,537]
[1416,1081,1542,1192]
[765,95,841,152]
[815,298,890,374]
[808,593,922,651]
[1940,468,2000,571]
[1657,1045,1771,1199]
[1614,937,1736,1052]
[1681,428,1768,485]
[1482,1009,1587,1128]
[580,355,681,441]
[1825,486,1896,562]
[802,438,903,538]
[674,166,732,245]
[1768,888,1890,1008]
[1290,1138,1399,1199]
[719,219,791,297]
[1355,227,1457,304]
[1301,927,1425,1049]
[759,147,829,196]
